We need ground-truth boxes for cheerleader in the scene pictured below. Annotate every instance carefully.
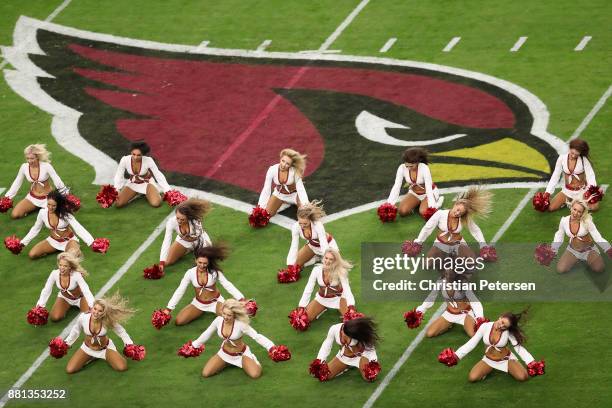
[113,141,171,208]
[35,251,94,322]
[386,147,443,217]
[62,294,139,373]
[158,199,212,271]
[543,138,599,212]
[311,317,380,381]
[182,299,289,379]
[296,249,355,323]
[161,244,246,325]
[287,200,338,268]
[19,190,99,259]
[4,144,66,219]
[257,148,308,217]
[551,199,610,273]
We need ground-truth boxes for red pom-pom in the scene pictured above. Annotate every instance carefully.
[65,194,81,212]
[474,317,490,332]
[123,344,146,361]
[249,206,271,228]
[532,192,550,212]
[48,336,69,359]
[607,248,612,259]
[288,307,310,331]
[362,360,382,382]
[401,240,422,257]
[438,348,459,367]
[343,306,365,322]
[527,360,545,377]
[4,235,23,255]
[96,185,118,208]
[91,238,110,253]
[151,309,171,329]
[164,189,188,207]
[27,306,49,326]
[177,341,204,358]
[479,246,498,262]
[421,207,438,221]
[534,244,556,266]
[377,203,398,223]
[277,264,302,283]
[268,345,292,362]
[143,263,165,280]
[403,309,423,329]
[244,300,258,317]
[0,197,13,213]
[309,359,330,381]
[584,185,604,204]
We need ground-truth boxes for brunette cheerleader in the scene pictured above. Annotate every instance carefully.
[51,293,144,373]
[178,299,290,379]
[386,147,443,217]
[309,317,381,382]
[439,310,544,382]
[113,141,172,208]
[3,144,66,219]
[33,251,94,322]
[257,148,309,217]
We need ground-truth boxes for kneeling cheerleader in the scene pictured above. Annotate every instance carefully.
[49,293,145,374]
[289,249,359,331]
[309,317,381,382]
[29,251,95,325]
[177,299,291,379]
[438,310,544,382]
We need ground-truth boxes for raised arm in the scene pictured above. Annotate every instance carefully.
[455,323,486,359]
[295,175,309,206]
[316,324,339,361]
[64,314,84,346]
[586,219,611,252]
[216,271,245,300]
[313,221,330,253]
[286,223,301,265]
[5,164,26,199]
[67,214,95,246]
[551,218,566,253]
[112,323,134,346]
[415,210,442,244]
[298,266,319,308]
[339,273,355,307]
[166,270,192,310]
[147,157,171,193]
[192,316,221,348]
[257,166,275,207]
[243,324,275,351]
[159,217,177,263]
[545,156,563,195]
[509,334,534,364]
[583,157,597,186]
[21,210,45,246]
[36,270,57,308]
[46,163,66,192]
[466,219,487,248]
[74,273,95,308]
[386,164,404,204]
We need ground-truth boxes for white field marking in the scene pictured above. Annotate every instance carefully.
[569,84,612,141]
[491,188,537,243]
[510,36,528,52]
[298,49,342,54]
[0,188,5,195]
[189,40,210,53]
[379,37,397,53]
[0,212,174,408]
[318,0,370,51]
[443,36,461,52]
[574,36,592,51]
[256,39,272,52]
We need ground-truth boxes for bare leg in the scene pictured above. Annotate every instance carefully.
[145,184,162,208]
[165,242,189,266]
[215,301,224,316]
[202,354,227,377]
[418,197,430,217]
[106,349,128,372]
[556,250,579,274]
[265,195,284,217]
[79,297,91,313]
[65,240,81,254]
[242,355,262,379]
[457,244,477,273]
[11,199,38,219]
[327,357,350,380]
[463,315,476,337]
[468,360,493,382]
[305,300,327,322]
[339,298,348,316]
[398,194,420,217]
[587,250,605,273]
[28,240,58,259]
[426,316,453,338]
[425,245,446,272]
[548,192,567,212]
[49,297,71,322]
[66,349,94,374]
[175,304,205,326]
[507,360,529,382]
[115,187,138,208]
[588,201,599,212]
[296,245,316,267]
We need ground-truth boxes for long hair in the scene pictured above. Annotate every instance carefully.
[402,147,429,164]
[569,138,590,159]
[24,144,51,163]
[453,187,493,223]
[343,317,379,349]
[93,293,135,329]
[501,309,528,345]
[222,299,250,325]
[569,199,592,224]
[47,189,74,220]
[129,140,151,156]
[193,242,229,272]
[57,251,88,278]
[323,249,352,285]
[176,198,212,222]
[296,200,326,221]
[280,148,307,178]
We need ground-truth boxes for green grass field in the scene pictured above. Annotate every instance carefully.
[0,1,610,407]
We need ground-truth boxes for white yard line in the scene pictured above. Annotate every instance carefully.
[379,37,397,53]
[569,84,612,141]
[256,39,272,52]
[574,36,592,51]
[443,37,461,52]
[510,36,528,52]
[318,0,370,51]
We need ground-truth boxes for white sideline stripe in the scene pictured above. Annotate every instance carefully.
[298,49,342,54]
[510,36,528,52]
[569,84,612,141]
[443,37,461,52]
[256,39,272,52]
[0,212,173,407]
[0,0,72,71]
[574,36,592,51]
[189,40,210,53]
[379,37,397,53]
[318,0,370,51]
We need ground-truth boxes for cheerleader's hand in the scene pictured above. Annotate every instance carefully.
[606,248,612,259]
[159,261,165,272]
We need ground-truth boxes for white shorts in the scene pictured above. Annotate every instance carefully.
[314,293,341,309]
[190,295,225,313]
[408,187,442,208]
[482,352,518,372]
[561,186,587,203]
[336,350,362,368]
[217,345,260,368]
[308,238,339,257]
[433,238,467,255]
[441,309,475,325]
[26,192,47,208]
[45,236,79,251]
[124,180,161,196]
[79,338,117,360]
[175,231,212,251]
[57,292,82,307]
[272,190,299,206]
[566,245,600,261]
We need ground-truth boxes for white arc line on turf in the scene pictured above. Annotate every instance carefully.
[443,37,461,52]
[0,212,173,408]
[256,39,272,52]
[569,84,612,141]
[510,36,528,52]
[379,38,397,53]
[574,36,592,51]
